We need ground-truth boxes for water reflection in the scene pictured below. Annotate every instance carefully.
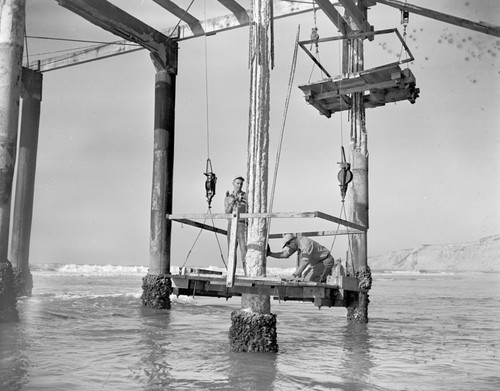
[339,323,375,390]
[135,306,173,390]
[0,300,31,391]
[227,351,278,390]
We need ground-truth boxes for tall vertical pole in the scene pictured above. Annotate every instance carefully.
[141,45,178,310]
[10,68,42,298]
[344,2,372,323]
[0,0,25,322]
[229,0,277,353]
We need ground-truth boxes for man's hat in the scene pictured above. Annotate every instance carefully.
[233,176,245,182]
[282,233,296,248]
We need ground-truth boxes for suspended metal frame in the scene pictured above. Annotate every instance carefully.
[298,28,420,118]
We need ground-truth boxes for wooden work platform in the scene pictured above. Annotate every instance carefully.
[169,269,363,308]
[298,65,419,118]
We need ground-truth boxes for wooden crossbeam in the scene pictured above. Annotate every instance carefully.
[217,0,249,24]
[268,229,363,238]
[170,273,365,295]
[170,219,361,238]
[376,0,500,38]
[315,211,367,231]
[171,219,227,235]
[56,0,175,61]
[34,2,315,72]
[314,0,352,36]
[338,0,373,32]
[153,0,204,35]
[167,211,367,232]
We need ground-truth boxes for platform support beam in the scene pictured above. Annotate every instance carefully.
[10,68,42,297]
[229,0,277,353]
[344,2,372,323]
[0,0,25,323]
[141,46,178,310]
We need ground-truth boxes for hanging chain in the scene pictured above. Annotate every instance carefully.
[399,0,410,64]
[308,4,323,82]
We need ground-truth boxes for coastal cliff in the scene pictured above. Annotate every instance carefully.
[368,234,500,272]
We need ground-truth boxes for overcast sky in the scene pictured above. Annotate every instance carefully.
[17,0,499,268]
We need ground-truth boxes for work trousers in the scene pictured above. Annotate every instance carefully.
[227,221,247,273]
[302,254,335,282]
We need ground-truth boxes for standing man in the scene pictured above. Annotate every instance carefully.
[267,233,341,283]
[224,176,247,272]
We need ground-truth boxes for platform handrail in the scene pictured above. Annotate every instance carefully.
[167,211,367,232]
[298,28,415,80]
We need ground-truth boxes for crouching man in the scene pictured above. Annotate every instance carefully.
[267,233,341,283]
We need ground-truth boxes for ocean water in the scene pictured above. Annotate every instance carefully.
[1,265,499,391]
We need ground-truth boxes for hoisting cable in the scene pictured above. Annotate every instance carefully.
[24,24,29,67]
[180,210,210,270]
[168,0,196,39]
[179,208,227,270]
[308,4,323,83]
[202,0,218,211]
[329,147,353,252]
[398,0,410,65]
[266,25,301,250]
[329,13,353,254]
[181,0,226,271]
[329,202,346,252]
[209,214,227,269]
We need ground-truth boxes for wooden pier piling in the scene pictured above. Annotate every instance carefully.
[10,68,42,297]
[229,0,278,353]
[0,0,25,322]
[344,3,372,323]
[141,49,178,310]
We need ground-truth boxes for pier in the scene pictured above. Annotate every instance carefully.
[1,0,498,352]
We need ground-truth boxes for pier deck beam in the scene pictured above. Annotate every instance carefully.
[344,2,372,323]
[141,47,178,309]
[0,0,25,323]
[229,0,277,353]
[10,68,42,297]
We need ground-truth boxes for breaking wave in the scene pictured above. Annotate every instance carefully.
[30,263,298,277]
[31,263,149,276]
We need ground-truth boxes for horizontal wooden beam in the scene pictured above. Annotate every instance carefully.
[268,229,363,238]
[33,2,315,72]
[167,211,328,220]
[217,0,249,24]
[338,0,373,32]
[170,273,364,295]
[171,219,362,237]
[314,0,352,36]
[315,211,367,231]
[56,0,175,59]
[376,0,500,38]
[153,0,204,36]
[167,211,367,231]
[171,218,227,235]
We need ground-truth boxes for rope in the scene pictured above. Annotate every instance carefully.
[24,24,29,67]
[203,0,211,159]
[307,5,322,83]
[24,35,139,45]
[209,214,227,269]
[329,202,347,252]
[180,208,227,269]
[168,0,196,39]
[267,25,301,244]
[180,216,208,269]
